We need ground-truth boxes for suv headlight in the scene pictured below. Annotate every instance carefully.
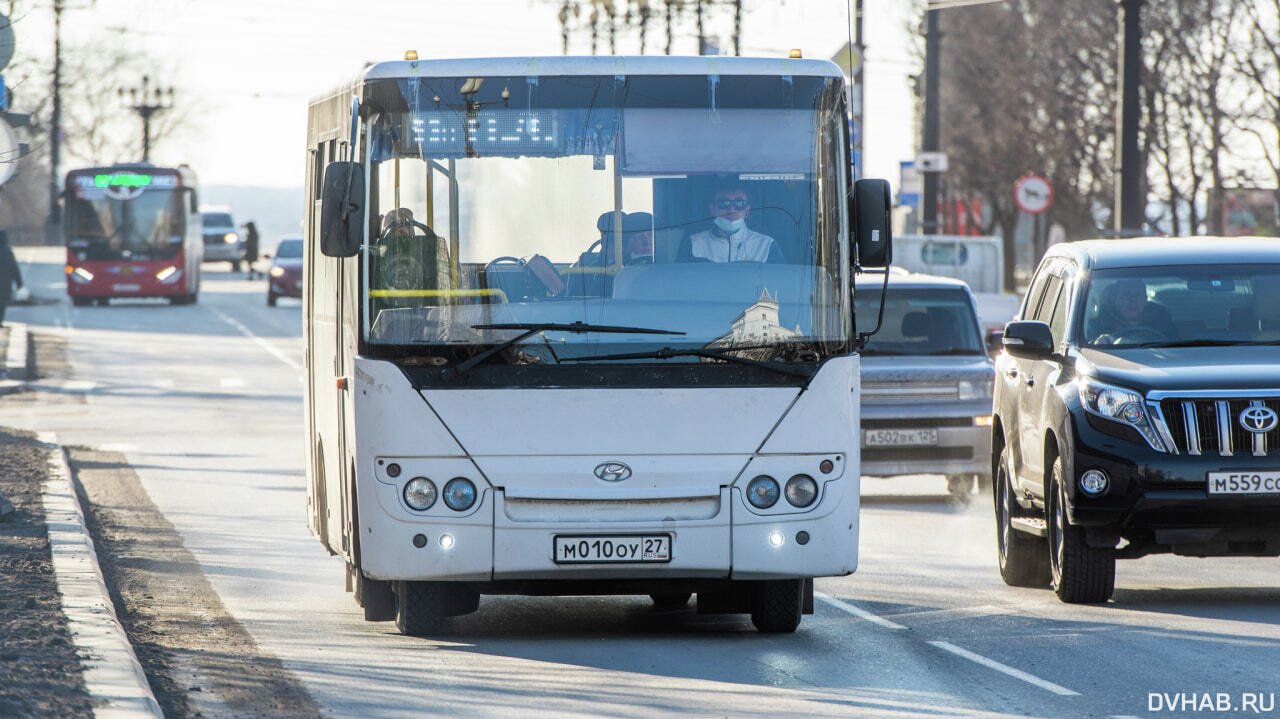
[1078,378,1167,452]
[958,379,992,400]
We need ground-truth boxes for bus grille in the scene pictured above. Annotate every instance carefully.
[1158,397,1280,456]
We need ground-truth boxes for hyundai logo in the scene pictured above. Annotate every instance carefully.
[1239,406,1279,434]
[593,462,632,482]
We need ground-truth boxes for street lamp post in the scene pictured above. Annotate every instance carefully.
[1114,0,1145,234]
[118,76,173,163]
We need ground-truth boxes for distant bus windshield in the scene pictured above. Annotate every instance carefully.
[360,73,848,361]
[66,174,186,262]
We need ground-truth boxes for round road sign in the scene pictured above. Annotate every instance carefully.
[1014,174,1053,215]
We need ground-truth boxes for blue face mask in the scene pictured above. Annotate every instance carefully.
[714,217,746,233]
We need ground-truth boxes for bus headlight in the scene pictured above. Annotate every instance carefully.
[269,266,286,278]
[746,475,779,509]
[784,474,818,508]
[69,266,94,283]
[155,266,181,283]
[442,477,476,511]
[958,379,993,400]
[223,232,239,244]
[403,477,437,511]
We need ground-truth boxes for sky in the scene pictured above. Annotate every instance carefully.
[17,0,919,192]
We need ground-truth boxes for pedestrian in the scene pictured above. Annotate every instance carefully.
[243,221,261,279]
[0,231,23,327]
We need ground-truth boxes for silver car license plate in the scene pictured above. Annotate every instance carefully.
[862,428,939,447]
[1207,471,1280,495]
[553,534,671,564]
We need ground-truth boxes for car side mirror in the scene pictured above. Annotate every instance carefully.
[852,178,892,268]
[1002,320,1055,359]
[320,161,364,257]
[985,329,1004,354]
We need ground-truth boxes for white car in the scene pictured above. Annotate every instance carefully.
[199,207,244,270]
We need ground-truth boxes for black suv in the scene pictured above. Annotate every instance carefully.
[992,237,1280,603]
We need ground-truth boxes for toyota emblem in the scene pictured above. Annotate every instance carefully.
[594,462,632,482]
[1239,406,1279,434]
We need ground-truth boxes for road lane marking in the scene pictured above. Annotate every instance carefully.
[208,307,303,372]
[928,640,1080,696]
[220,377,247,389]
[99,443,137,453]
[815,592,908,630]
[62,380,97,392]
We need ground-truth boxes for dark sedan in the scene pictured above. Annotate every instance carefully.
[268,237,303,306]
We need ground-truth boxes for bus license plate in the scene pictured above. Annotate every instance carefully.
[553,534,671,564]
[112,283,141,292]
[1207,471,1280,495]
[863,428,939,447]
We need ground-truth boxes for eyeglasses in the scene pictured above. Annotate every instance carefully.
[714,198,748,210]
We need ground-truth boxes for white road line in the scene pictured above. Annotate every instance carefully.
[815,591,908,630]
[929,640,1080,696]
[208,306,303,372]
[99,443,138,453]
[219,377,247,389]
[62,380,97,392]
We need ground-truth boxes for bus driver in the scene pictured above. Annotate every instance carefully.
[677,184,784,264]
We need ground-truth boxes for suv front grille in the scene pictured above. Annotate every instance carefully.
[1158,397,1280,456]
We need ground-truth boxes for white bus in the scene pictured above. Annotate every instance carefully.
[304,55,892,635]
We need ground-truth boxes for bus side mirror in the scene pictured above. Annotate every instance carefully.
[320,161,364,258]
[852,178,892,268]
[185,187,198,213]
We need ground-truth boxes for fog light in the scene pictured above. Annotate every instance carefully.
[443,477,476,511]
[412,533,427,548]
[746,475,779,509]
[768,530,785,547]
[1080,469,1109,496]
[439,533,455,550]
[403,477,436,510]
[785,474,818,508]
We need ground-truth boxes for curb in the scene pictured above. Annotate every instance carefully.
[39,430,164,718]
[0,321,28,395]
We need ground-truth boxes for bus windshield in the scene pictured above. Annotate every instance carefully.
[360,73,848,364]
[66,174,186,262]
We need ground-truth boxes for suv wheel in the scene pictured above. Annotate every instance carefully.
[994,446,1050,587]
[1047,456,1115,603]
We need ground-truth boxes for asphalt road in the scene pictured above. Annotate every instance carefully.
[6,245,1280,718]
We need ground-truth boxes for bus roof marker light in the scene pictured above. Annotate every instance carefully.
[789,49,803,58]
[405,50,419,60]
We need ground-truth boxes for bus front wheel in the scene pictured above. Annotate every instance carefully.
[394,581,479,636]
[751,579,804,633]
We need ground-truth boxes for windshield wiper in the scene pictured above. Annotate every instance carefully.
[451,322,684,378]
[1131,338,1280,348]
[562,345,814,381]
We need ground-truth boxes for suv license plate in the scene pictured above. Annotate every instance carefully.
[863,428,939,447]
[1207,471,1280,495]
[553,535,671,564]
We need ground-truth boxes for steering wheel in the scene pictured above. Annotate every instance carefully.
[1109,326,1167,344]
[381,254,422,289]
[485,256,526,271]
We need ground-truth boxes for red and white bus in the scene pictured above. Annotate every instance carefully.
[64,164,203,305]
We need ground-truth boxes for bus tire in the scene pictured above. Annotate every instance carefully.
[268,291,277,307]
[750,579,803,633]
[72,297,91,307]
[231,260,241,272]
[395,581,479,636]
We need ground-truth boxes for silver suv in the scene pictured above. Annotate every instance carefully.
[857,272,996,503]
[200,207,245,270]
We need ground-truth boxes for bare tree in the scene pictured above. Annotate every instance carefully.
[1234,0,1280,208]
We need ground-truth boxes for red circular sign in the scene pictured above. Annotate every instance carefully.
[1014,174,1054,215]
